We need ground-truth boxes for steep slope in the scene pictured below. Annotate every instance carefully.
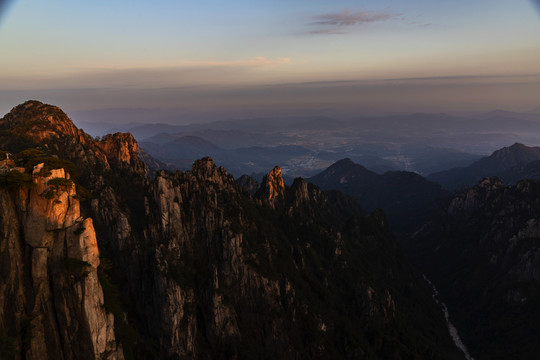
[0,101,463,359]
[407,177,540,359]
[499,159,540,184]
[428,143,540,190]
[309,158,450,234]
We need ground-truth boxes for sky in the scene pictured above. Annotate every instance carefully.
[0,0,539,123]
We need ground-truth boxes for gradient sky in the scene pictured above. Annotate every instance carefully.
[0,0,539,122]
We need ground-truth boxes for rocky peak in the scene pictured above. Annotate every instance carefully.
[484,143,540,170]
[290,177,310,203]
[190,156,231,184]
[477,176,504,190]
[256,165,285,206]
[310,158,378,186]
[192,156,218,177]
[236,174,260,195]
[0,101,151,177]
[448,177,506,215]
[0,100,79,141]
[97,132,139,165]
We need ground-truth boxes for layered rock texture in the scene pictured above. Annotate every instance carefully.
[408,177,540,359]
[0,101,462,359]
[0,164,122,359]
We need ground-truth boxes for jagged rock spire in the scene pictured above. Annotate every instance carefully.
[256,166,285,206]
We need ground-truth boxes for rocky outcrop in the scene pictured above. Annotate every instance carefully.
[96,133,143,171]
[0,164,122,360]
[255,166,285,206]
[235,174,259,195]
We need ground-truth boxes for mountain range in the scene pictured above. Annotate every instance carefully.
[77,110,540,179]
[0,101,464,359]
[3,100,540,360]
[308,158,451,234]
[428,143,540,190]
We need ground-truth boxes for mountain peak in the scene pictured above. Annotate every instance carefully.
[488,143,540,166]
[328,158,372,173]
[96,132,141,167]
[0,100,79,141]
[256,166,285,206]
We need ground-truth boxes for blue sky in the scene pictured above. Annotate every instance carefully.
[0,0,539,122]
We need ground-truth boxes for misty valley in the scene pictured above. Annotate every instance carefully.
[78,110,540,181]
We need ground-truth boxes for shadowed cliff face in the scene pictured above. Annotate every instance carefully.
[141,158,461,359]
[0,101,462,360]
[408,177,540,359]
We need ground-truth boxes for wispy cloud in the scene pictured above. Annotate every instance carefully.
[307,9,399,34]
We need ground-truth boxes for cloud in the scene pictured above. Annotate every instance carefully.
[305,9,401,34]
[310,10,396,27]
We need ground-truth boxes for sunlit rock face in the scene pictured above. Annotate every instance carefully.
[0,165,122,360]
[256,165,286,206]
[97,132,141,168]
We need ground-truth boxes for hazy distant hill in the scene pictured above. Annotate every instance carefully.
[403,146,481,175]
[428,143,540,190]
[500,160,540,184]
[140,134,317,177]
[309,158,450,233]
[85,111,540,179]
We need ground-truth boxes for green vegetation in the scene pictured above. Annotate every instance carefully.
[47,177,73,188]
[73,184,92,201]
[0,170,33,189]
[12,148,77,177]
[41,177,73,199]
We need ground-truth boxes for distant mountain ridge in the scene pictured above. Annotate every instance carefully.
[428,143,540,190]
[308,158,450,233]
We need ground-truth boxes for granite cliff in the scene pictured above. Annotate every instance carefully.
[0,162,122,359]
